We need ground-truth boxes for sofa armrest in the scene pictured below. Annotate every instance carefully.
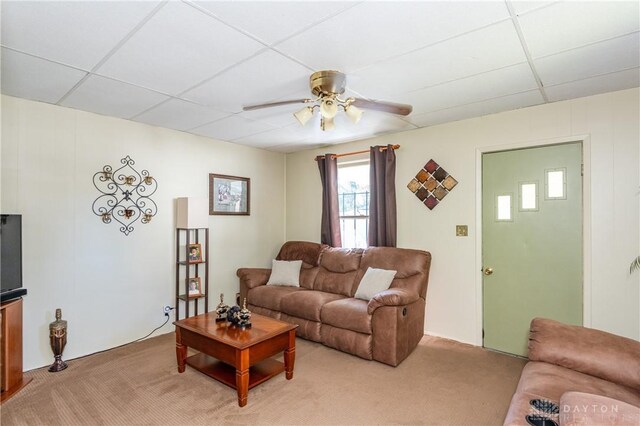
[236,268,271,289]
[560,392,640,426]
[367,289,420,314]
[528,318,640,391]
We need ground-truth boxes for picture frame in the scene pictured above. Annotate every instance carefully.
[209,174,250,216]
[187,277,202,297]
[187,243,203,263]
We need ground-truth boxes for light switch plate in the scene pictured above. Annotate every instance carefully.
[456,225,468,236]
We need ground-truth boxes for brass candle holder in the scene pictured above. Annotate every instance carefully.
[48,308,68,372]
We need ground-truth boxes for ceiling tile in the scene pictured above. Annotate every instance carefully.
[96,1,265,95]
[518,1,640,58]
[535,33,640,87]
[1,1,162,70]
[0,48,87,104]
[182,50,311,113]
[60,75,169,119]
[349,21,527,99]
[408,90,545,127]
[545,68,640,102]
[276,1,509,72]
[190,115,276,141]
[402,62,538,115]
[509,1,557,16]
[134,99,231,131]
[231,124,313,148]
[192,1,356,45]
[266,142,328,154]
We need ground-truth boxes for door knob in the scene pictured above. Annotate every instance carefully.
[484,267,494,276]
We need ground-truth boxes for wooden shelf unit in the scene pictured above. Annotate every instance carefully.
[175,228,209,320]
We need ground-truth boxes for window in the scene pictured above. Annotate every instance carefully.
[338,161,370,248]
[495,193,513,221]
[545,168,566,199]
[519,181,538,211]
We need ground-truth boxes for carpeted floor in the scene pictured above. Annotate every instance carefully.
[1,332,525,425]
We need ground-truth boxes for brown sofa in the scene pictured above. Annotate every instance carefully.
[504,318,640,425]
[236,241,431,366]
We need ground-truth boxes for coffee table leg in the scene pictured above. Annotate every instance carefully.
[284,329,296,380]
[236,349,249,407]
[176,342,187,373]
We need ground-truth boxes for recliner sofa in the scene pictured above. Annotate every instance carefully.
[504,318,640,425]
[237,241,432,366]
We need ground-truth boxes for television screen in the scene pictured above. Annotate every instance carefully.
[1,214,22,292]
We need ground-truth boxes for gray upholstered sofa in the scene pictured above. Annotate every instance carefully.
[237,241,432,366]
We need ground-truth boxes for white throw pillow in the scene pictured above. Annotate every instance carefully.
[354,267,397,301]
[266,260,302,287]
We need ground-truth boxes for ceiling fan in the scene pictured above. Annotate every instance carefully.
[243,70,413,131]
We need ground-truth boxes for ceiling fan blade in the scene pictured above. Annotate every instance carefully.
[243,99,311,111]
[351,98,413,116]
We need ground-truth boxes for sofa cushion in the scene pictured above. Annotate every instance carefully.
[247,285,305,312]
[560,392,640,425]
[516,362,640,409]
[314,248,363,297]
[266,259,302,286]
[280,290,345,321]
[321,298,372,335]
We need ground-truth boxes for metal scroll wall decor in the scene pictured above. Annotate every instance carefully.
[92,155,158,235]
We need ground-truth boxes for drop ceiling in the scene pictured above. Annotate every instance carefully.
[1,1,638,153]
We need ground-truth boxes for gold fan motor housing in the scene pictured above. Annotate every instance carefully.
[310,70,346,97]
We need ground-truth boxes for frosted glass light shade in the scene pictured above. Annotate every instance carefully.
[294,107,313,125]
[345,104,363,124]
[176,197,208,228]
[321,116,335,131]
[320,99,338,118]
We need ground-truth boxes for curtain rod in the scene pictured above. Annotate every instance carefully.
[314,144,400,161]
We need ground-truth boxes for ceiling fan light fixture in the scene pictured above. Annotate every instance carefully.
[294,106,314,126]
[320,98,338,118]
[321,116,335,131]
[345,104,363,124]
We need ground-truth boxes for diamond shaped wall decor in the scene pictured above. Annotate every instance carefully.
[406,159,458,210]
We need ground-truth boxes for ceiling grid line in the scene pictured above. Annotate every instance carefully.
[505,0,550,103]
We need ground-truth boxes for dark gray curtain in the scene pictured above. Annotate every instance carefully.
[317,154,342,247]
[368,145,397,247]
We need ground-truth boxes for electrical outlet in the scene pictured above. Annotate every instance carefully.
[163,305,173,316]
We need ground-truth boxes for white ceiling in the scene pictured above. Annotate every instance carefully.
[1,1,638,153]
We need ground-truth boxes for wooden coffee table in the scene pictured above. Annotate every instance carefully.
[174,312,297,407]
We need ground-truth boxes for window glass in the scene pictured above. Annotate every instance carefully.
[546,169,566,199]
[496,194,512,221]
[338,162,369,248]
[520,182,538,211]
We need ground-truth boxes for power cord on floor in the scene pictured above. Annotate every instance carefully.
[66,307,176,362]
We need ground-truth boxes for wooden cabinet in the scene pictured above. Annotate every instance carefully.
[175,228,209,320]
[0,298,31,403]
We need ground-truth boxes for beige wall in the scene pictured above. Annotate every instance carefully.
[286,88,640,344]
[1,95,286,370]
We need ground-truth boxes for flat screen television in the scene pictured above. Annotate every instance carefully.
[1,214,27,302]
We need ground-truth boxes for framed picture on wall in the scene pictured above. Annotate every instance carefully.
[187,243,202,263]
[209,174,250,216]
[187,277,202,297]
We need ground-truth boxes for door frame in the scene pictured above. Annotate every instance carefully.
[474,135,592,347]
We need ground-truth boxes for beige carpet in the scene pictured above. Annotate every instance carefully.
[1,332,525,425]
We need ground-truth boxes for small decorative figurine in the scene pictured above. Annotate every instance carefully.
[226,305,241,325]
[237,298,252,329]
[48,308,68,372]
[215,293,229,322]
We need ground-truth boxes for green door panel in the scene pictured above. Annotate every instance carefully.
[482,142,583,357]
